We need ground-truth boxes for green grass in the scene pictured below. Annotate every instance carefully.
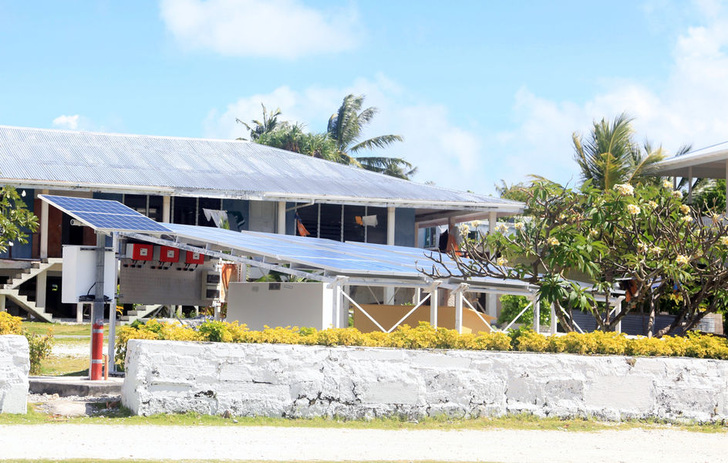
[39,355,89,376]
[3,406,726,433]
[22,321,110,337]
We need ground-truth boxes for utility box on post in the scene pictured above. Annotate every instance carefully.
[61,245,116,303]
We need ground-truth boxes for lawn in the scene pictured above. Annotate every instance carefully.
[22,321,111,376]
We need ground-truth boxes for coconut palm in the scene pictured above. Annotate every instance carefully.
[327,94,415,178]
[236,103,282,141]
[573,113,665,190]
[355,156,417,180]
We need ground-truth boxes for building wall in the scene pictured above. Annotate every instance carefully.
[226,282,334,330]
[123,340,728,422]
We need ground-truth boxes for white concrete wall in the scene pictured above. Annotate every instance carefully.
[0,335,29,414]
[122,340,728,422]
[226,282,333,331]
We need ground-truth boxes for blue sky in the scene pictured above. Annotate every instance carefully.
[0,0,726,194]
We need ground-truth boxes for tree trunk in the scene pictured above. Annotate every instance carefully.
[646,296,656,338]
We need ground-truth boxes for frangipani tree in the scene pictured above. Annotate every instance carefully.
[431,180,728,336]
[0,186,38,253]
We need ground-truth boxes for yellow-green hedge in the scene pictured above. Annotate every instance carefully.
[0,311,22,335]
[116,319,728,367]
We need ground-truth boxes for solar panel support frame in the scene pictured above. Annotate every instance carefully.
[121,232,334,283]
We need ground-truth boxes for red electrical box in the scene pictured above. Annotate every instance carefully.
[185,250,205,265]
[159,246,180,263]
[126,243,153,261]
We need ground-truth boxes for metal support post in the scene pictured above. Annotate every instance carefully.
[107,232,119,374]
[550,303,557,334]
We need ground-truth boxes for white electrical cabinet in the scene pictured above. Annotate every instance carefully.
[61,245,116,303]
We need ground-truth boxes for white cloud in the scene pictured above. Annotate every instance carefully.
[52,114,81,130]
[159,0,361,59]
[204,1,728,196]
[481,1,728,190]
[204,75,487,191]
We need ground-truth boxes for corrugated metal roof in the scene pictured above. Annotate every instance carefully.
[651,141,728,179]
[0,125,523,212]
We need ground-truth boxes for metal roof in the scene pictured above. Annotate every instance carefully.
[0,125,523,214]
[651,141,728,179]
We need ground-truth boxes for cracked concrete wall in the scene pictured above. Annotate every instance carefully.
[0,335,29,414]
[122,340,728,422]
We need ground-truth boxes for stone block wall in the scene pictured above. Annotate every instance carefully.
[0,335,29,414]
[122,340,728,422]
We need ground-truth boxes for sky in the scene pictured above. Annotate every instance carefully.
[1,0,727,195]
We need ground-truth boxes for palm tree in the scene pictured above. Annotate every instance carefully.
[355,156,417,180]
[236,103,282,141]
[327,94,414,178]
[572,113,665,190]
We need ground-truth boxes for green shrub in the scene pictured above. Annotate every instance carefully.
[498,295,550,327]
[24,328,53,375]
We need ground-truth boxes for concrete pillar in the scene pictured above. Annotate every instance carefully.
[550,304,557,334]
[0,294,6,311]
[532,299,540,333]
[384,206,396,303]
[40,190,49,259]
[277,201,286,235]
[35,272,46,309]
[430,288,438,328]
[455,289,463,334]
[387,207,396,245]
[162,196,171,223]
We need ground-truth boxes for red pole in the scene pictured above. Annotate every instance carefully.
[91,322,104,380]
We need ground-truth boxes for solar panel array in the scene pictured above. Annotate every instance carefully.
[39,195,172,233]
[164,223,457,278]
[39,196,479,280]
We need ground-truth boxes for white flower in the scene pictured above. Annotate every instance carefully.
[663,179,673,189]
[672,190,683,199]
[720,236,728,246]
[470,220,481,227]
[496,257,508,266]
[459,224,470,235]
[589,229,599,237]
[627,204,641,215]
[647,200,658,209]
[681,215,693,223]
[680,204,690,214]
[514,222,525,231]
[637,242,648,253]
[676,254,689,265]
[614,184,634,196]
[650,245,662,255]
[495,223,508,233]
[547,237,560,246]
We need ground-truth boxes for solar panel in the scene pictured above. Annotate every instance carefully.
[165,223,423,277]
[39,195,171,233]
